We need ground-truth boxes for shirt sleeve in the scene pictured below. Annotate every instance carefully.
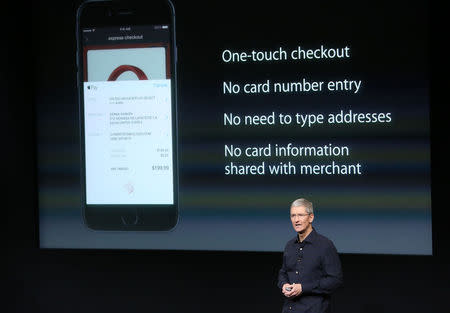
[301,242,343,295]
[277,248,290,289]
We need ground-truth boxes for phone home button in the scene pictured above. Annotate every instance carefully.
[121,210,140,226]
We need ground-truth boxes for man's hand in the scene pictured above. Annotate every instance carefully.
[282,283,302,298]
[282,283,292,296]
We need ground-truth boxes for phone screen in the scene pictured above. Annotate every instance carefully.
[80,25,174,205]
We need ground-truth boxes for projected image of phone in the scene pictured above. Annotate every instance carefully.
[76,0,178,230]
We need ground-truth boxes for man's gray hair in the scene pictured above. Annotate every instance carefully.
[290,198,314,214]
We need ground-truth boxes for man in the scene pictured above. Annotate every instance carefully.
[278,198,343,313]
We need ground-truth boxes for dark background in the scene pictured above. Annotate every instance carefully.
[7,0,449,312]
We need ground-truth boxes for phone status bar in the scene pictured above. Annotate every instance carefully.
[82,25,169,33]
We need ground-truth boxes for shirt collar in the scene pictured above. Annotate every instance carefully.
[296,227,317,244]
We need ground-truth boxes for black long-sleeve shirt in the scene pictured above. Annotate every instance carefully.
[278,228,343,313]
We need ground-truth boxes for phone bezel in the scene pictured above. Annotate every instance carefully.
[76,0,178,231]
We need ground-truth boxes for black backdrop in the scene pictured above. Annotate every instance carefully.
[7,0,450,312]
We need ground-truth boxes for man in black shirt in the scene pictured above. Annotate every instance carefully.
[278,198,343,313]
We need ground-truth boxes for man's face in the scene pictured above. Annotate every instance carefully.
[290,205,314,234]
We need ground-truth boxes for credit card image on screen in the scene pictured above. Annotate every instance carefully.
[76,0,178,231]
